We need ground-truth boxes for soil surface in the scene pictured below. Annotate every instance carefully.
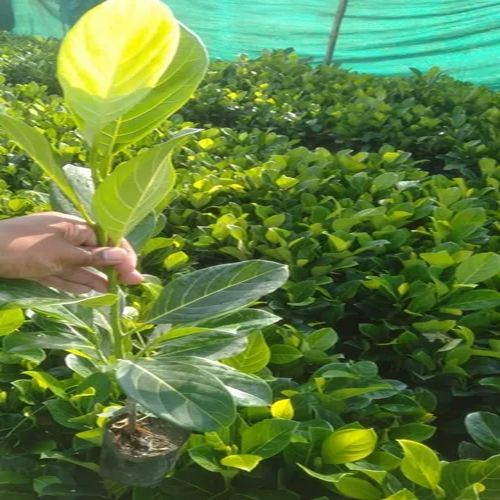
[109,415,189,459]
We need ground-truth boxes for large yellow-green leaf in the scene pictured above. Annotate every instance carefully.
[0,114,84,215]
[224,331,271,374]
[397,439,442,490]
[57,0,180,143]
[92,130,194,242]
[220,455,262,472]
[322,428,378,465]
[94,25,208,155]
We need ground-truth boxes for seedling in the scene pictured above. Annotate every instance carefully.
[0,0,288,485]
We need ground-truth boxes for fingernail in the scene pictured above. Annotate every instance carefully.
[102,248,126,263]
[129,270,144,284]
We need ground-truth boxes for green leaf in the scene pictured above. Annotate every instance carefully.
[5,330,95,355]
[441,460,482,499]
[322,428,378,464]
[0,308,24,335]
[224,331,271,374]
[0,278,115,309]
[371,172,399,193]
[93,132,194,242]
[465,412,500,452]
[455,253,500,285]
[126,212,159,253]
[164,251,189,271]
[388,423,436,442]
[420,251,455,268]
[382,490,418,500]
[158,329,248,360]
[241,419,298,459]
[270,344,303,365]
[0,114,83,214]
[335,476,382,500]
[201,308,281,334]
[444,290,500,311]
[220,454,262,472]
[49,164,94,218]
[95,25,208,152]
[148,260,288,324]
[296,464,350,484]
[468,455,500,499]
[57,0,180,142]
[397,439,441,489]
[116,358,236,431]
[189,445,225,472]
[305,327,339,351]
[168,356,271,407]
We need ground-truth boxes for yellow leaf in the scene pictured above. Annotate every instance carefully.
[58,0,180,141]
[271,399,294,420]
[198,138,215,150]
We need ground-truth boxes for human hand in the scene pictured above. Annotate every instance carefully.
[0,212,143,293]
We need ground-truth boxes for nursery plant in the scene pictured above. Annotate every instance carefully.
[0,0,288,487]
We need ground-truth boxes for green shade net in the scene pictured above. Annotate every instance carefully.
[2,0,500,89]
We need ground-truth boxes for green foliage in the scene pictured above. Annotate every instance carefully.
[1,18,500,500]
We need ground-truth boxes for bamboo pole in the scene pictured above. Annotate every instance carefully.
[324,0,349,65]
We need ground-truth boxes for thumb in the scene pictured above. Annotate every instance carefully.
[63,246,128,268]
[85,247,129,267]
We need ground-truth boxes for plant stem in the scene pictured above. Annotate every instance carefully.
[108,268,124,359]
[127,399,137,434]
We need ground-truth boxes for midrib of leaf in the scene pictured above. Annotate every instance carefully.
[149,265,280,323]
[120,360,229,426]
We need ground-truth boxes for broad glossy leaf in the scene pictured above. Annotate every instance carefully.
[468,455,500,499]
[270,344,303,365]
[200,308,281,334]
[465,412,500,452]
[0,279,115,309]
[445,290,500,311]
[5,330,95,354]
[322,428,378,465]
[95,25,208,153]
[117,358,235,431]
[241,419,298,459]
[50,164,94,218]
[455,253,500,285]
[158,330,248,360]
[296,464,351,484]
[224,331,271,374]
[220,454,262,472]
[388,423,436,442]
[335,476,382,500]
[189,445,225,473]
[441,460,481,498]
[171,356,271,407]
[148,260,288,324]
[305,327,339,351]
[57,0,180,142]
[397,439,441,489]
[0,309,24,335]
[0,114,81,212]
[93,131,193,241]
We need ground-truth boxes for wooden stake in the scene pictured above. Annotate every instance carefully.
[324,0,349,65]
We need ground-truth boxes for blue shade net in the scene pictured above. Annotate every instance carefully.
[1,0,499,89]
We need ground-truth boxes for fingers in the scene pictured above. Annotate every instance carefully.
[65,245,143,286]
[38,276,94,295]
[39,268,109,294]
[116,239,143,285]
